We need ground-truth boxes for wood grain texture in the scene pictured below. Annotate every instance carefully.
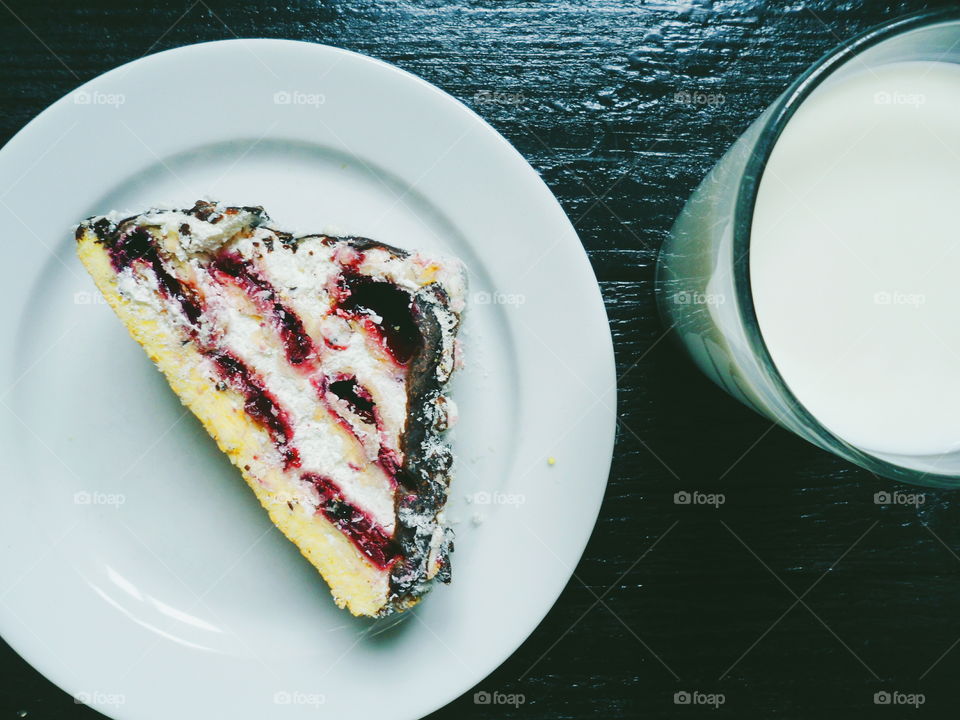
[2,1,960,718]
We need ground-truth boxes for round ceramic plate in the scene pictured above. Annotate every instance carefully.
[0,40,616,720]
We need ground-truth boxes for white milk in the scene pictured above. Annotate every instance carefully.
[751,61,960,458]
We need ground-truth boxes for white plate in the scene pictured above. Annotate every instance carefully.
[0,40,615,720]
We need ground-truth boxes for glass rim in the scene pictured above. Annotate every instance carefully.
[732,7,960,485]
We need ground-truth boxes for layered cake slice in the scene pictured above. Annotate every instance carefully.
[76,201,465,616]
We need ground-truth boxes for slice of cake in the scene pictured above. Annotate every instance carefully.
[76,200,466,617]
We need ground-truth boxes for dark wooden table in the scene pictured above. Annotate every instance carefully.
[3,1,960,718]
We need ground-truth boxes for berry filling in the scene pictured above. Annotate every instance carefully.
[302,473,399,570]
[337,273,421,365]
[327,376,376,425]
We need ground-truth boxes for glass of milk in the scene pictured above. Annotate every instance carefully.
[656,10,960,485]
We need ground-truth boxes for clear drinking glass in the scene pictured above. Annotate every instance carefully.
[655,9,960,487]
